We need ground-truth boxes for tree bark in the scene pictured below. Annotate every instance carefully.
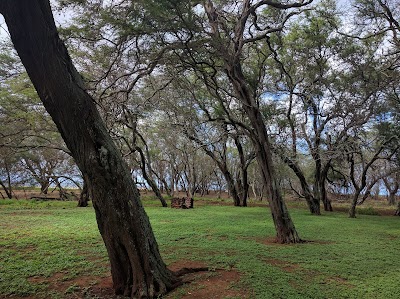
[0,1,179,297]
[218,54,300,242]
[204,0,300,242]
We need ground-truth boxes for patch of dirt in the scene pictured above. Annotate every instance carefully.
[27,271,113,298]
[21,260,250,299]
[166,260,251,299]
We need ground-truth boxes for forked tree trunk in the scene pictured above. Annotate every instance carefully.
[281,155,320,215]
[0,1,179,297]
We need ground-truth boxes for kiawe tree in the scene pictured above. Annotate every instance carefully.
[61,0,308,242]
[188,0,313,243]
[0,1,179,298]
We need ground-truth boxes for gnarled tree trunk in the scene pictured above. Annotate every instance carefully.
[0,1,179,297]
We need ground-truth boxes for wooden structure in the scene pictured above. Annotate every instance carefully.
[171,197,194,209]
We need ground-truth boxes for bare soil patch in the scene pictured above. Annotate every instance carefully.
[166,260,250,299]
[18,260,250,299]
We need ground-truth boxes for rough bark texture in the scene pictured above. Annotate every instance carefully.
[0,1,179,297]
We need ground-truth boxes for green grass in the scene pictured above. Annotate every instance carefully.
[1,199,399,298]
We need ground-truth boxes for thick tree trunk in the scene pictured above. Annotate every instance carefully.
[0,1,179,297]
[225,171,242,206]
[40,180,50,194]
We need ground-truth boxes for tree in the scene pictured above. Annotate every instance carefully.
[60,0,310,242]
[383,172,399,205]
[0,1,179,297]
[346,133,399,218]
[174,0,311,242]
[161,76,255,206]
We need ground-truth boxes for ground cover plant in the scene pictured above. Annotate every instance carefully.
[1,198,399,299]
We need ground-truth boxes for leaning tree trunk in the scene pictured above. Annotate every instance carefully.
[223,63,301,243]
[0,1,179,297]
[136,146,168,207]
[0,179,13,199]
[250,117,301,243]
[281,156,320,215]
[39,180,50,195]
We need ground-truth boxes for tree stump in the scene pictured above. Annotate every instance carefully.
[171,197,194,209]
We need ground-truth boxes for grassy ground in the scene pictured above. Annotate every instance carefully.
[1,198,399,298]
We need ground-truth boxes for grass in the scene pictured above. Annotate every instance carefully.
[0,198,399,298]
